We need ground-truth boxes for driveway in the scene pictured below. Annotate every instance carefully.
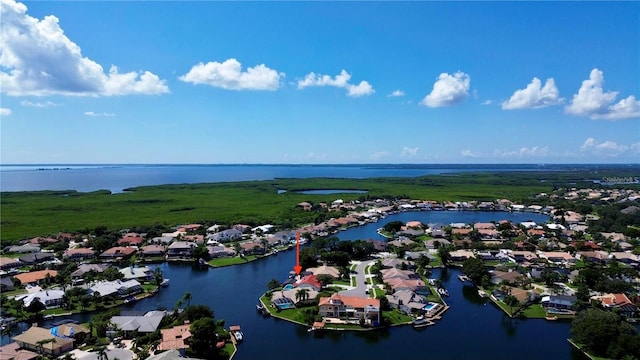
[339,260,376,298]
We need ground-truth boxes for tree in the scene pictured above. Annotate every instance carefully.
[182,291,192,308]
[153,267,164,287]
[189,317,218,358]
[267,278,280,291]
[462,257,488,284]
[382,221,403,233]
[438,246,451,267]
[26,299,46,314]
[503,295,519,315]
[191,245,209,260]
[571,308,640,359]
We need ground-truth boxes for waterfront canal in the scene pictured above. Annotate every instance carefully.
[3,211,589,359]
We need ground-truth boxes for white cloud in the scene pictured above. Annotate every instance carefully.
[370,151,390,160]
[461,149,479,158]
[502,77,563,110]
[481,100,493,105]
[179,58,283,91]
[0,107,12,116]
[20,100,61,107]
[565,68,640,120]
[580,137,640,157]
[84,111,115,117]
[297,70,375,97]
[388,90,405,97]
[0,0,169,97]
[421,71,470,107]
[493,146,551,158]
[401,147,419,157]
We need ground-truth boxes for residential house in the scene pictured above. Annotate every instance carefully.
[12,326,74,356]
[424,239,452,250]
[166,242,197,259]
[541,295,577,310]
[4,244,40,254]
[577,251,610,265]
[592,293,637,319]
[318,294,380,325]
[490,270,524,286]
[18,252,55,265]
[509,251,539,264]
[538,252,576,265]
[0,277,15,292]
[14,270,58,286]
[385,278,430,295]
[0,257,21,271]
[71,264,109,278]
[150,236,175,245]
[307,264,340,279]
[449,250,475,262]
[183,235,204,245]
[109,310,166,337]
[158,324,191,351]
[62,248,95,260]
[295,274,322,291]
[209,229,242,243]
[52,323,90,343]
[385,289,426,312]
[140,245,165,258]
[99,247,137,260]
[239,241,265,255]
[89,280,142,298]
[610,252,640,266]
[381,268,419,281]
[297,202,313,211]
[18,289,65,309]
[381,258,414,269]
[117,233,144,246]
[119,266,153,281]
[0,341,39,360]
[207,245,236,258]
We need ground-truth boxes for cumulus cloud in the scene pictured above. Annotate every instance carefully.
[421,71,470,107]
[20,100,61,108]
[481,100,493,105]
[565,69,640,120]
[388,90,405,97]
[401,147,419,157]
[297,70,374,97]
[502,77,563,110]
[0,0,169,97]
[179,58,283,91]
[580,137,640,157]
[84,111,115,117]
[0,107,12,116]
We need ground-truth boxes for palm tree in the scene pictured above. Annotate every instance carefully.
[182,291,192,308]
[296,288,309,303]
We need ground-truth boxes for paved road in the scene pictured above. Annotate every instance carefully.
[339,260,375,298]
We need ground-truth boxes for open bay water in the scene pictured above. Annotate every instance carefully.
[0,211,588,359]
[0,163,621,193]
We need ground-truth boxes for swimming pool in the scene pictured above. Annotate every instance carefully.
[424,302,438,311]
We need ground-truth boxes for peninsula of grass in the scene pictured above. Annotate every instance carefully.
[567,339,612,360]
[3,169,631,241]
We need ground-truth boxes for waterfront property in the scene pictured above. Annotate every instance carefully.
[318,294,381,326]
[12,326,75,356]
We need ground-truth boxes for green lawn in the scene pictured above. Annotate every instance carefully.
[382,310,413,325]
[209,255,258,267]
[521,304,547,318]
[567,339,612,360]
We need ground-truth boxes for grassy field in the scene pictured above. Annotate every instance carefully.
[208,255,259,267]
[3,170,618,241]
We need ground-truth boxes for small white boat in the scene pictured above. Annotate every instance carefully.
[160,279,170,287]
[233,331,243,342]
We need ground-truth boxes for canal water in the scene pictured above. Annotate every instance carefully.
[2,211,589,359]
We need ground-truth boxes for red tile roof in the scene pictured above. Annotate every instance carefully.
[295,274,322,290]
[14,270,58,284]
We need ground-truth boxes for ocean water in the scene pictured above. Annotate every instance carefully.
[0,163,624,193]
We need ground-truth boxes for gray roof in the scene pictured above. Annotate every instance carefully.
[145,349,203,360]
[19,252,55,264]
[110,311,165,333]
[72,264,110,277]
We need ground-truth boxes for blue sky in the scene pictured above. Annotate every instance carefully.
[1,1,639,164]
